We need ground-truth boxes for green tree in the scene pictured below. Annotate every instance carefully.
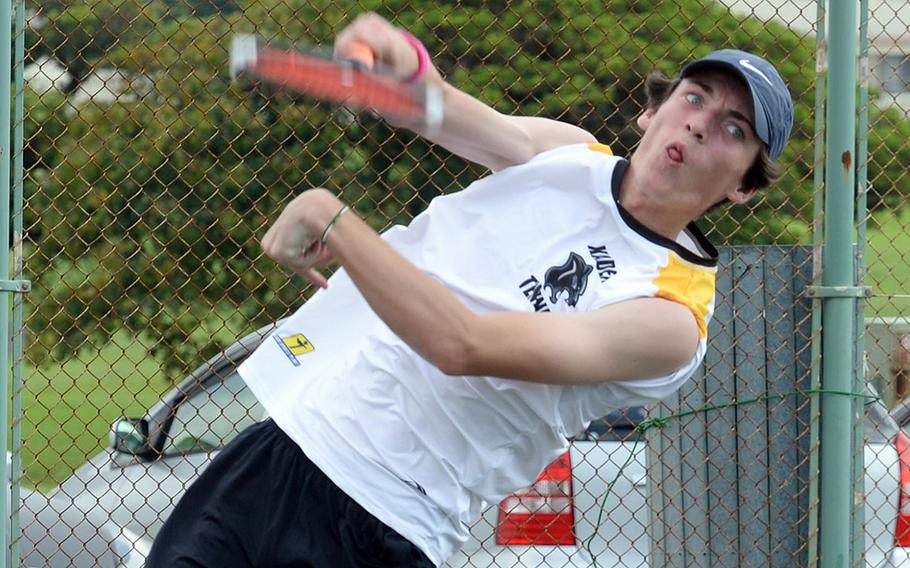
[867,103,910,211]
[36,0,166,84]
[23,88,68,171]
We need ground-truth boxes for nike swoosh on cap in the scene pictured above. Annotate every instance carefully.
[739,59,774,86]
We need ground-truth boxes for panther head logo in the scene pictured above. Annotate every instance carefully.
[543,252,593,308]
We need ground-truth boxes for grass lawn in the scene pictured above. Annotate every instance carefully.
[864,208,910,317]
[20,309,251,492]
[20,332,174,492]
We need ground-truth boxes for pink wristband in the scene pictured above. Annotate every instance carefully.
[400,30,429,84]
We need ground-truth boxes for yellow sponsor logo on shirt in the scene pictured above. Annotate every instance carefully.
[282,334,315,356]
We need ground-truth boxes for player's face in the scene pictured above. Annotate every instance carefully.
[633,70,763,215]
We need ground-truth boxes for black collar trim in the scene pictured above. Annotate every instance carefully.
[610,159,719,268]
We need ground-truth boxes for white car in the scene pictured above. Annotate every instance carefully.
[50,323,905,567]
[8,462,148,568]
[876,397,910,567]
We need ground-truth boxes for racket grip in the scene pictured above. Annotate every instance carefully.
[345,41,375,70]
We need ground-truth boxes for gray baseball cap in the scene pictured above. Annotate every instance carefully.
[681,49,793,160]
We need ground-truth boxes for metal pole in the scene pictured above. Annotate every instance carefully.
[11,0,25,562]
[853,0,870,566]
[819,0,859,566]
[0,0,12,564]
[807,0,827,563]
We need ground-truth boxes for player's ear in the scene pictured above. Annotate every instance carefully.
[637,107,657,130]
[727,184,757,205]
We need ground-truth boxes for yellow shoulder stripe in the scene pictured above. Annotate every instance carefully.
[652,253,716,339]
[587,143,613,156]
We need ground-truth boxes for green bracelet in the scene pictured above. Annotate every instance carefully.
[321,204,350,244]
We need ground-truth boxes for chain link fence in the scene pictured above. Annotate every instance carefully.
[11,0,910,566]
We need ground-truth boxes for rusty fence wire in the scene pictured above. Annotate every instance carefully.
[9,0,910,566]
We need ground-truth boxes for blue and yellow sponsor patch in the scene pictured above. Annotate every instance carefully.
[274,333,314,366]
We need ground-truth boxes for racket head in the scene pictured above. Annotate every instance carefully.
[230,34,441,128]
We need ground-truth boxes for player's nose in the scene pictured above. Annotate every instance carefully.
[685,111,709,141]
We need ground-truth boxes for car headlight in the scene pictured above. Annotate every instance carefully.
[113,526,152,568]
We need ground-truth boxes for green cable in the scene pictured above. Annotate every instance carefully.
[583,388,879,567]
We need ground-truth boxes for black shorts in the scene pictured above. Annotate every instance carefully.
[146,419,435,568]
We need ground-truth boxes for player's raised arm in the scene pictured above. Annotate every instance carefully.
[335,12,596,171]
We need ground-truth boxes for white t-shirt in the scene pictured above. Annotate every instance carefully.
[238,143,717,566]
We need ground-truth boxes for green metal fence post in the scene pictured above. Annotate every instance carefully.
[853,0,871,565]
[808,0,828,564]
[0,0,12,564]
[819,0,860,566]
[12,0,25,562]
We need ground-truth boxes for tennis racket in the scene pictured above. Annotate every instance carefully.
[230,33,443,129]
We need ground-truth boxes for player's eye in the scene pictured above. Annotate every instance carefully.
[725,123,745,140]
[685,93,702,106]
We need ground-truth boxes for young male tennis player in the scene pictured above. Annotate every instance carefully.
[147,12,793,568]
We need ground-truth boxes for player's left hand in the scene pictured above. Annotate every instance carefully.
[261,188,341,289]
